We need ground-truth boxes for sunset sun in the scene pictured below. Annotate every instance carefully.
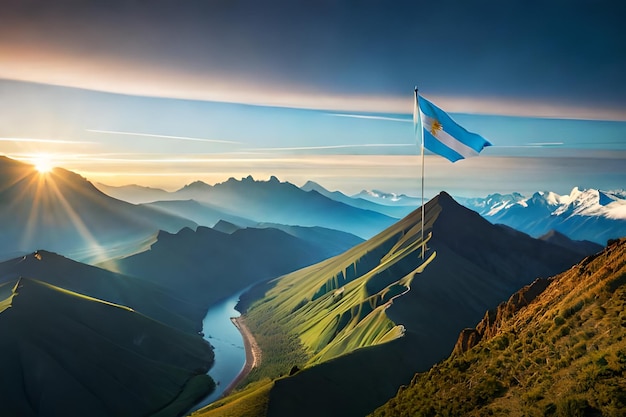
[33,156,53,173]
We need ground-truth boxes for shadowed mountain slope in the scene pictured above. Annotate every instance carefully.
[141,199,364,254]
[539,229,603,256]
[0,250,202,332]
[198,192,587,417]
[373,238,626,417]
[0,278,214,417]
[108,225,350,322]
[254,223,364,256]
[0,156,195,262]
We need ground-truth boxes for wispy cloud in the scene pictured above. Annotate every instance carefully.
[526,142,564,146]
[495,142,565,148]
[327,113,412,123]
[86,129,240,144]
[0,137,94,144]
[245,144,414,152]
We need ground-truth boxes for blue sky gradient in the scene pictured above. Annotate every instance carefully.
[0,1,624,197]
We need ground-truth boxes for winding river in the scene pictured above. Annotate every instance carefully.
[189,289,247,411]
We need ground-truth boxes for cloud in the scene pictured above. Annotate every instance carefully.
[495,142,565,148]
[0,137,93,144]
[327,113,412,123]
[86,129,240,144]
[244,144,415,152]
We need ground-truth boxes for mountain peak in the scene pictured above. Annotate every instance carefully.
[301,180,327,193]
[181,180,211,190]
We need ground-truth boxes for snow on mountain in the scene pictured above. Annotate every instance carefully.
[550,187,626,219]
[458,187,626,244]
[464,187,626,221]
[457,192,526,216]
[353,189,421,206]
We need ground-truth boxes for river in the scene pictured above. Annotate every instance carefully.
[189,289,247,411]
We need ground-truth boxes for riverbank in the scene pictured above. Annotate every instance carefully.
[221,316,262,396]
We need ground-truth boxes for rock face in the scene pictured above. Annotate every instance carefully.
[453,276,552,355]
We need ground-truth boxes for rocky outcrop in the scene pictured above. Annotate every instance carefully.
[453,276,552,355]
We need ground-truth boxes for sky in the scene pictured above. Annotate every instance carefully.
[1,0,625,198]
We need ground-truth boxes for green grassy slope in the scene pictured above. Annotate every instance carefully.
[198,192,586,417]
[0,250,203,332]
[0,278,214,417]
[372,238,626,417]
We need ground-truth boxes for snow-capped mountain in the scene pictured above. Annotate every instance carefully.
[458,187,626,245]
[352,189,421,206]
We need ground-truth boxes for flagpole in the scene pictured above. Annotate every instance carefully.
[414,86,425,259]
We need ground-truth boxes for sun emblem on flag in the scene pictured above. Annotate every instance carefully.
[430,119,442,137]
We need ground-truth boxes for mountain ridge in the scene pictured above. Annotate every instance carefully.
[198,191,591,417]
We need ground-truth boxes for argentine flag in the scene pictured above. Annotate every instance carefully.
[416,95,491,162]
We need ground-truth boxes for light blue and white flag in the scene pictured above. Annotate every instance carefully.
[416,95,491,162]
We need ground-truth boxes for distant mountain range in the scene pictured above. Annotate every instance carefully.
[174,176,397,239]
[98,176,397,239]
[301,180,416,219]
[202,192,595,417]
[457,187,626,245]
[96,175,626,246]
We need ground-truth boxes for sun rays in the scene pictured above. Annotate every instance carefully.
[14,162,111,264]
